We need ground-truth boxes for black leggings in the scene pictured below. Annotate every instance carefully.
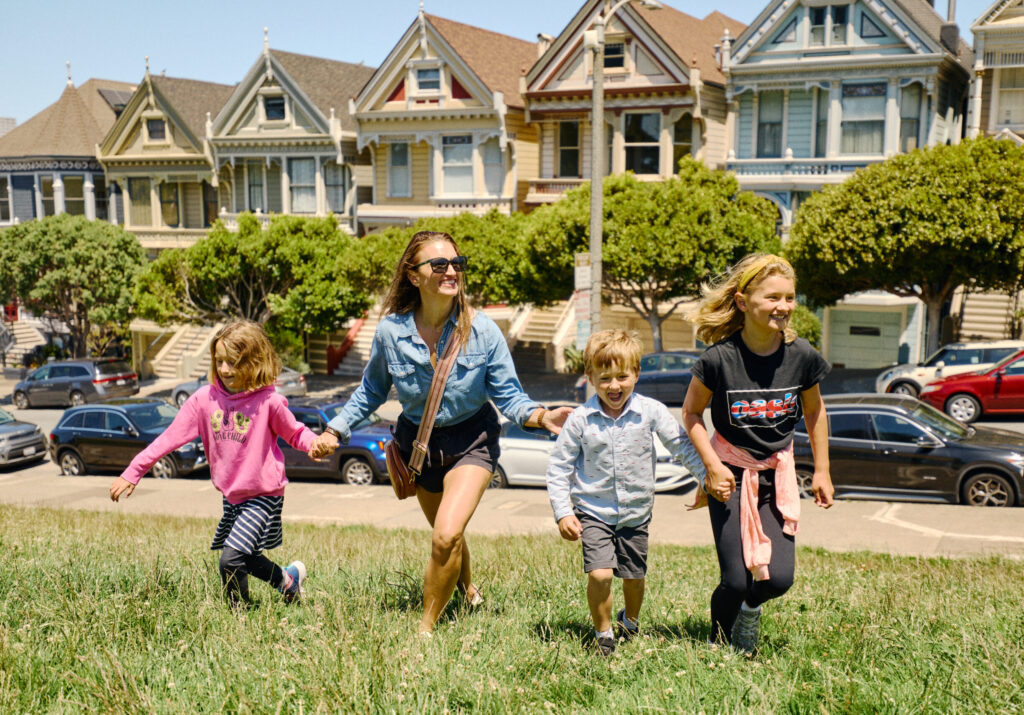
[707,466,795,642]
[218,546,285,605]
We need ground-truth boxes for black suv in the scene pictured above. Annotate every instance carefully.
[793,394,1024,507]
[13,359,138,408]
[48,398,205,478]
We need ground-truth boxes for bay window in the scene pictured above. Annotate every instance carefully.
[94,176,108,221]
[999,67,1024,125]
[841,83,886,154]
[558,121,580,178]
[441,135,473,194]
[324,161,349,214]
[673,114,693,170]
[482,138,503,196]
[247,162,264,212]
[160,182,179,227]
[203,181,218,227]
[624,112,660,174]
[289,158,316,214]
[814,87,829,157]
[64,176,85,216]
[128,178,151,226]
[389,143,411,197]
[40,175,55,216]
[757,91,783,158]
[900,84,922,153]
[0,177,9,222]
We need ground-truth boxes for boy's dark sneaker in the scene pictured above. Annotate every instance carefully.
[616,609,640,640]
[595,635,617,657]
[280,561,306,603]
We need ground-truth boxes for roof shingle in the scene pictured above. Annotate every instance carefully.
[269,50,377,131]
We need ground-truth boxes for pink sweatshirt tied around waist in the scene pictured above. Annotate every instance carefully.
[710,431,800,582]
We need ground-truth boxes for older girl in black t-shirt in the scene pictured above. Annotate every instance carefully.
[682,254,834,655]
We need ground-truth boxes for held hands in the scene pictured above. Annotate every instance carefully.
[109,477,136,502]
[308,432,339,460]
[557,514,582,541]
[812,470,835,509]
[705,462,737,503]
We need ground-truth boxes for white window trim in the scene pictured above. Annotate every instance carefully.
[257,88,290,127]
[556,120,582,178]
[408,60,445,102]
[288,157,318,215]
[603,37,631,74]
[141,110,171,147]
[622,111,662,175]
[439,134,475,197]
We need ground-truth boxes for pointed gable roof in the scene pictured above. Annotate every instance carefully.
[889,0,973,62]
[631,6,745,86]
[269,50,376,130]
[0,78,135,159]
[424,14,537,107]
[150,76,235,143]
[973,0,1022,29]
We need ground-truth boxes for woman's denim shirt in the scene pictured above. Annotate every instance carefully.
[326,309,540,441]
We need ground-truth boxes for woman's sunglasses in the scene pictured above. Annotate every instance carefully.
[412,255,468,273]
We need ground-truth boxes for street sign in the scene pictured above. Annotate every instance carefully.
[574,253,591,291]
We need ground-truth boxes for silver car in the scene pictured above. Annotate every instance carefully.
[0,406,47,467]
[171,367,307,407]
[12,359,138,408]
[875,340,1024,397]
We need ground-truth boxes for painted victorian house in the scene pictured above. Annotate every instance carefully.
[210,37,377,234]
[968,0,1024,141]
[351,9,539,232]
[522,0,744,205]
[725,0,972,367]
[0,69,134,228]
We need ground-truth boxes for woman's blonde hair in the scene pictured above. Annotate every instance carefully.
[688,253,797,346]
[583,329,642,377]
[208,320,282,392]
[382,231,472,349]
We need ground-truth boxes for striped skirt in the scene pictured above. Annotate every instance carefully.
[210,495,284,555]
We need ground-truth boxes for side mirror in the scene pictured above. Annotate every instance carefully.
[915,435,940,448]
[935,361,945,369]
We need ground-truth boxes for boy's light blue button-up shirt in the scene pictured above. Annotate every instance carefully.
[327,309,540,441]
[546,392,705,528]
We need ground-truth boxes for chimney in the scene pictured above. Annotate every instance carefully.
[940,23,959,53]
[537,33,554,57]
[947,0,956,22]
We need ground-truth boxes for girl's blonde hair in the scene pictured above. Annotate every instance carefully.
[382,231,472,349]
[584,329,642,376]
[688,254,797,346]
[208,320,282,392]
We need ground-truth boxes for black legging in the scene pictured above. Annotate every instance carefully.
[707,465,795,643]
[218,546,285,604]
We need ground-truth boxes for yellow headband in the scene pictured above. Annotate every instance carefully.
[737,254,790,292]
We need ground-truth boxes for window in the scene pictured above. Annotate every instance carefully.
[289,158,316,214]
[40,175,55,216]
[264,96,286,121]
[147,119,166,141]
[832,6,848,44]
[0,177,9,222]
[60,412,84,429]
[900,84,921,153]
[482,138,503,196]
[290,410,324,433]
[388,142,411,197]
[324,162,348,214]
[159,182,179,227]
[810,7,826,46]
[984,347,1019,363]
[604,43,626,69]
[814,87,829,157]
[247,162,264,212]
[82,411,105,431]
[640,355,659,372]
[872,414,928,444]
[941,348,984,366]
[442,135,473,194]
[757,91,783,158]
[673,115,693,170]
[998,67,1024,125]
[203,181,218,227]
[860,13,885,39]
[64,176,85,216]
[417,68,440,93]
[829,412,872,440]
[558,121,580,178]
[107,413,132,433]
[128,178,151,226]
[841,83,886,154]
[94,176,108,221]
[1002,357,1024,375]
[624,113,660,174]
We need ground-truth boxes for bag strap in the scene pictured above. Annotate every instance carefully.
[408,329,462,475]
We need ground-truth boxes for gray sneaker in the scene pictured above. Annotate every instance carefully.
[730,605,761,655]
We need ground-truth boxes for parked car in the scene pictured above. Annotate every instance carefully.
[276,398,392,486]
[490,420,697,492]
[47,398,205,478]
[171,367,307,407]
[919,348,1024,423]
[874,340,1024,397]
[792,393,1023,507]
[0,406,47,468]
[572,350,701,404]
[12,358,138,408]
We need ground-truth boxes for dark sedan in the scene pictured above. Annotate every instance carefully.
[48,398,206,478]
[793,394,1023,507]
[634,350,700,405]
[278,398,392,486]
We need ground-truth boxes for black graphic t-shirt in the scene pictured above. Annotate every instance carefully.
[691,332,830,460]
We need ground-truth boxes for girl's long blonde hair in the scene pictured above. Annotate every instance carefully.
[208,320,282,392]
[688,254,798,346]
[382,231,472,349]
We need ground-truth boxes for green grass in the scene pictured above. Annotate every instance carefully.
[1,505,1022,714]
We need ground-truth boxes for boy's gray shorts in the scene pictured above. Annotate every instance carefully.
[577,511,649,579]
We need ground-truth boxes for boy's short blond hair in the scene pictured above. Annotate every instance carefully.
[583,329,642,377]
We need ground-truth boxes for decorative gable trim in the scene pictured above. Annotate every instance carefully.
[100,77,203,159]
[972,0,1022,31]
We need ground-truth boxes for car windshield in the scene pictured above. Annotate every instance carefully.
[0,408,13,424]
[96,361,132,377]
[129,403,180,431]
[910,403,969,439]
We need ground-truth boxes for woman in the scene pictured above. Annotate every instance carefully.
[315,231,571,634]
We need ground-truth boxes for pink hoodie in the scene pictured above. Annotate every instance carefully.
[120,383,316,504]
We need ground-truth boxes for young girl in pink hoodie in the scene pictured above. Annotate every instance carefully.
[682,254,834,655]
[110,320,329,606]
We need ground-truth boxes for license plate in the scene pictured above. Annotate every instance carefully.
[116,379,127,385]
[23,446,36,456]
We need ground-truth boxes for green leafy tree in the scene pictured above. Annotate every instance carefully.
[526,161,780,349]
[788,138,1024,355]
[0,215,145,358]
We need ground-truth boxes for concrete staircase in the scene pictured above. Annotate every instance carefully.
[332,307,384,377]
[510,301,573,373]
[3,321,47,366]
[955,290,1017,341]
[150,324,221,379]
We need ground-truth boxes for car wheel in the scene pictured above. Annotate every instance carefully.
[961,473,1015,507]
[59,450,86,476]
[151,455,178,479]
[12,391,29,409]
[945,393,982,423]
[795,467,815,499]
[340,457,375,486]
[69,390,85,407]
[889,381,919,398]
[488,465,508,489]
[175,391,189,408]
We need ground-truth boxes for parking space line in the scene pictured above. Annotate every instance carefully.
[868,503,1024,543]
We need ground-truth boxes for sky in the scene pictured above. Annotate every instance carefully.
[0,0,993,125]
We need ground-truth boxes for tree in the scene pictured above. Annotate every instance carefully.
[0,215,145,358]
[527,160,780,349]
[787,138,1024,355]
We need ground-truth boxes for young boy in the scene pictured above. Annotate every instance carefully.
[546,330,705,656]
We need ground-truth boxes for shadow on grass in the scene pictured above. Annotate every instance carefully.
[372,569,491,624]
[530,614,715,648]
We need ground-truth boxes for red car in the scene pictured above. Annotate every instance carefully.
[919,348,1024,423]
